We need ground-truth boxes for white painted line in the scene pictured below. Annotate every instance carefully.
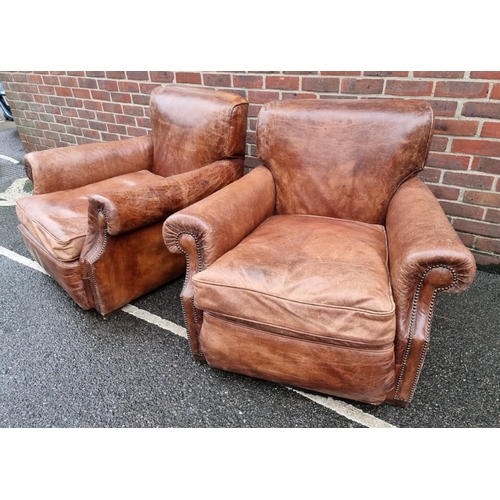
[0,245,395,428]
[291,389,396,428]
[0,245,48,274]
[0,177,31,206]
[0,153,20,164]
[121,304,187,339]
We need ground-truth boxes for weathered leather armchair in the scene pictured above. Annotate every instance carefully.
[164,98,476,407]
[16,85,248,315]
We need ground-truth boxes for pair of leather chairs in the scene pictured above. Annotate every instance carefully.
[17,85,476,407]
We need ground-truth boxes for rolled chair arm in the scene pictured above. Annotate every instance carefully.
[385,176,476,405]
[163,165,276,268]
[87,158,244,236]
[162,165,276,359]
[25,135,154,195]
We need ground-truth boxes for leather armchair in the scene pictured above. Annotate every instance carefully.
[16,85,248,315]
[163,98,476,407]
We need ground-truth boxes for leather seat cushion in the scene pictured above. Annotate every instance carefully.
[16,170,164,262]
[193,214,396,347]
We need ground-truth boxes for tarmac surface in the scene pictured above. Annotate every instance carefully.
[0,119,499,429]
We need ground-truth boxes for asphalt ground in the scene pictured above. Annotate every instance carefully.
[0,118,498,496]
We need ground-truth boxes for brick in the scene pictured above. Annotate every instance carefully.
[151,71,174,83]
[462,102,500,119]
[42,75,60,85]
[451,138,500,157]
[427,183,460,200]
[116,115,136,126]
[71,118,89,128]
[320,71,361,76]
[61,107,78,118]
[55,87,73,97]
[102,102,123,114]
[427,151,471,170]
[89,121,107,131]
[67,71,85,77]
[385,80,433,96]
[175,72,202,84]
[126,126,148,137]
[101,132,120,142]
[429,100,458,117]
[39,85,56,95]
[485,208,500,223]
[118,81,139,93]
[91,90,111,101]
[65,98,83,108]
[452,218,500,238]
[456,231,475,247]
[491,84,500,100]
[248,91,280,104]
[302,77,340,93]
[26,74,43,84]
[414,71,465,78]
[418,167,441,183]
[435,81,489,98]
[470,71,500,79]
[434,119,478,136]
[341,78,383,94]
[132,94,150,106]
[282,92,318,100]
[83,101,102,111]
[136,117,151,129]
[475,236,500,254]
[471,251,500,266]
[78,78,98,89]
[471,157,500,174]
[481,122,500,138]
[203,73,231,87]
[266,75,299,90]
[85,71,105,78]
[98,79,119,91]
[126,71,149,81]
[122,104,144,117]
[78,109,96,120]
[464,190,500,207]
[439,200,484,220]
[443,171,494,190]
[106,71,126,79]
[59,76,78,87]
[83,129,100,139]
[233,74,262,88]
[95,112,116,123]
[364,71,408,77]
[430,136,448,152]
[111,93,132,103]
[139,83,158,94]
[72,88,91,99]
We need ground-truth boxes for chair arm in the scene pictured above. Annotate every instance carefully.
[162,165,275,360]
[385,176,476,405]
[25,136,153,195]
[163,165,276,269]
[87,158,244,236]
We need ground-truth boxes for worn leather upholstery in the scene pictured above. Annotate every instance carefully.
[164,98,476,407]
[16,85,248,315]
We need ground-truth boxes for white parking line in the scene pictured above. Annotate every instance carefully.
[0,153,20,164]
[0,244,396,428]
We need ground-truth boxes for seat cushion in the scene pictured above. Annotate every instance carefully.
[16,170,163,262]
[193,214,396,347]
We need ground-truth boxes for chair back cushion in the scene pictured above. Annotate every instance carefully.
[150,85,248,177]
[257,98,434,224]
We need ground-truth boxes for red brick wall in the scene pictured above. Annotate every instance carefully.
[1,70,499,267]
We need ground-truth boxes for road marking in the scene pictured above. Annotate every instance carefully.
[0,153,20,164]
[0,177,31,206]
[0,245,396,428]
[291,389,396,428]
[121,304,188,339]
[0,245,48,274]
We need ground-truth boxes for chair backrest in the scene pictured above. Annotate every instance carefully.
[257,98,434,224]
[150,85,248,177]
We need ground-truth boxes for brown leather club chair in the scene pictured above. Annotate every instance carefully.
[16,85,248,315]
[163,98,476,407]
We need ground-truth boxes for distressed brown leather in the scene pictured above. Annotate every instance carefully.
[385,176,476,405]
[257,98,434,224]
[164,97,476,407]
[16,85,248,314]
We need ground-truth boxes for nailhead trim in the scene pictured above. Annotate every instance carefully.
[85,208,109,314]
[174,231,205,358]
[394,264,458,403]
